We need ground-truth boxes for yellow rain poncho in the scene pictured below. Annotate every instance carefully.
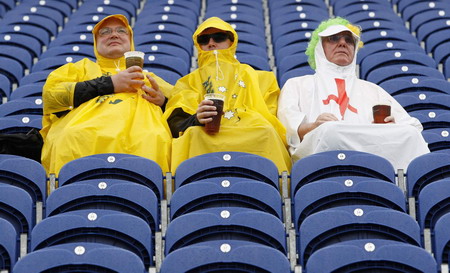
[164,17,291,173]
[41,14,173,175]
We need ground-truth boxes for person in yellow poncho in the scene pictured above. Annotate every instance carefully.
[41,14,173,175]
[164,17,291,173]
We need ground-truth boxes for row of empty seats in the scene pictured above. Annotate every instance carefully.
[2,150,450,272]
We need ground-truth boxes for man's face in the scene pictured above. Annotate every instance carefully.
[322,31,356,66]
[96,18,131,59]
[197,27,233,51]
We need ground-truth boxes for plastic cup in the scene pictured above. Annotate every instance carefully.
[124,51,144,68]
[204,93,225,134]
[373,102,391,123]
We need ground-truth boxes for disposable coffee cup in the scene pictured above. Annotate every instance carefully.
[373,101,391,124]
[204,93,225,134]
[124,51,145,68]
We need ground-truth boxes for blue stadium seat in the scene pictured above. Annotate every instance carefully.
[409,8,450,34]
[173,152,280,190]
[276,52,310,81]
[0,56,24,85]
[160,240,290,273]
[271,9,328,30]
[0,184,33,256]
[273,31,312,56]
[75,1,136,19]
[406,152,450,199]
[170,177,283,220]
[298,205,422,267]
[416,17,450,43]
[290,150,396,197]
[305,239,437,273]
[334,2,394,17]
[229,21,266,37]
[60,14,103,29]
[361,29,420,46]
[143,67,180,85]
[0,115,42,134]
[135,13,197,32]
[20,0,77,11]
[360,51,437,80]
[293,178,407,227]
[145,0,201,17]
[18,71,50,86]
[445,57,450,80]
[345,10,405,25]
[56,24,95,36]
[30,209,153,267]
[422,128,450,153]
[164,207,287,255]
[0,218,17,272]
[134,33,192,58]
[45,179,159,233]
[270,4,327,21]
[279,67,315,89]
[1,13,59,38]
[269,0,327,10]
[143,54,189,77]
[205,12,265,31]
[0,30,43,58]
[39,45,95,60]
[208,0,263,11]
[12,242,147,273]
[57,153,164,201]
[410,110,450,130]
[274,43,308,68]
[417,179,450,234]
[380,78,450,96]
[395,92,450,113]
[236,54,271,71]
[31,56,89,73]
[271,21,317,43]
[135,43,191,67]
[133,22,194,40]
[0,74,10,101]
[357,41,425,66]
[0,45,34,70]
[433,213,450,270]
[237,32,267,50]
[365,64,445,84]
[424,28,450,55]
[0,97,42,117]
[357,18,410,33]
[0,154,47,210]
[237,43,269,61]
[47,33,94,48]
[8,4,65,29]
[433,41,450,67]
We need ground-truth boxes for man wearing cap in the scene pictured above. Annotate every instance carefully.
[40,14,173,175]
[277,17,429,171]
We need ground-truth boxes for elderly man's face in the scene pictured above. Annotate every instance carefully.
[197,27,233,51]
[96,18,131,59]
[322,31,356,66]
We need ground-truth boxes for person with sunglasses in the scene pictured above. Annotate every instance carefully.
[277,17,429,171]
[163,17,291,174]
[40,14,174,175]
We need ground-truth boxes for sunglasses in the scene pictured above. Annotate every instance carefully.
[326,34,356,45]
[197,32,231,45]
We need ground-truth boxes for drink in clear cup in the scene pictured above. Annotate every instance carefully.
[124,51,145,68]
[373,101,391,123]
[204,93,225,134]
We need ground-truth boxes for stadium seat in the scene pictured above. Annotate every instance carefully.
[345,10,405,25]
[133,22,194,41]
[271,5,328,22]
[433,213,450,270]
[237,32,267,50]
[145,0,201,17]
[402,1,450,22]
[0,32,43,59]
[305,239,437,273]
[279,67,315,89]
[357,41,425,66]
[355,18,410,34]
[0,97,42,117]
[422,128,450,153]
[334,2,394,18]
[12,242,147,273]
[406,152,450,199]
[45,179,159,233]
[30,209,153,267]
[18,71,50,86]
[169,177,283,220]
[271,21,319,43]
[395,92,450,113]
[173,151,280,190]
[207,12,265,31]
[290,150,396,197]
[142,67,181,85]
[271,9,329,30]
[409,8,450,34]
[75,1,136,20]
[0,74,11,102]
[57,153,164,201]
[31,56,88,73]
[0,45,34,71]
[47,33,94,48]
[433,41,450,67]
[269,0,327,11]
[10,83,43,100]
[380,78,450,96]
[160,240,291,273]
[236,43,269,61]
[134,33,193,58]
[0,22,51,47]
[409,110,450,130]
[229,21,266,37]
[298,205,422,267]
[0,185,33,257]
[360,51,437,80]
[445,57,450,80]
[135,43,191,67]
[365,64,445,84]
[0,115,42,134]
[134,13,197,32]
[143,54,189,77]
[142,1,198,19]
[1,13,59,38]
[0,218,17,272]
[416,17,450,44]
[417,179,450,231]
[361,29,420,46]
[236,54,271,71]
[276,52,310,81]
[0,56,24,85]
[7,3,65,29]
[424,29,450,56]
[207,0,263,12]
[293,178,407,227]
[273,31,311,57]
[164,207,287,255]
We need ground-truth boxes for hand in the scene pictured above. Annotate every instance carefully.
[142,74,166,106]
[196,99,217,124]
[384,116,395,123]
[314,113,339,126]
[298,113,338,141]
[110,66,145,93]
